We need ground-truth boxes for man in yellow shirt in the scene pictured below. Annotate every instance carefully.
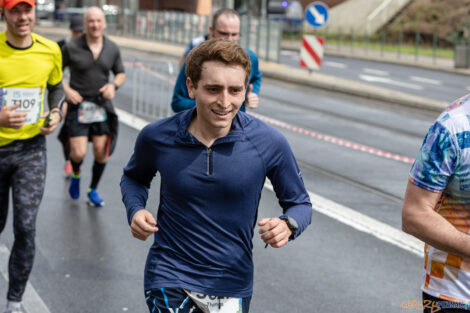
[0,0,63,311]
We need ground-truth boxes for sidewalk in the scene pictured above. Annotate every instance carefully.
[3,22,450,113]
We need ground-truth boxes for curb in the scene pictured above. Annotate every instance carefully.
[260,62,448,112]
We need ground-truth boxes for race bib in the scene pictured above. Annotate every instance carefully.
[0,87,43,125]
[185,290,242,313]
[78,101,107,124]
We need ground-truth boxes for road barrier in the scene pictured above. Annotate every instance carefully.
[124,58,176,121]
[109,11,282,63]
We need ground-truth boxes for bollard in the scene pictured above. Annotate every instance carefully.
[364,30,369,55]
[350,28,354,53]
[338,27,342,51]
[380,29,385,57]
[398,30,402,60]
[415,31,420,62]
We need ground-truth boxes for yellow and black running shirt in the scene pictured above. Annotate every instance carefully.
[0,32,62,146]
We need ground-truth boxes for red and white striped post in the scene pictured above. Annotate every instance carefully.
[300,35,324,71]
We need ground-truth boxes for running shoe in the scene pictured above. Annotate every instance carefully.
[87,188,105,207]
[4,303,24,313]
[64,160,72,178]
[69,175,80,199]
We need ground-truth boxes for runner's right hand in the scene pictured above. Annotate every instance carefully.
[130,209,159,241]
[0,104,27,129]
[65,87,83,105]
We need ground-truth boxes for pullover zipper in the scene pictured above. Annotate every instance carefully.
[207,147,213,175]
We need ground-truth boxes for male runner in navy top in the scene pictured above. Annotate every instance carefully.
[121,39,312,313]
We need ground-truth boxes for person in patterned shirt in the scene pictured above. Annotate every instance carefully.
[403,94,470,312]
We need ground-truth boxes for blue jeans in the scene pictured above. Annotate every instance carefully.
[145,288,251,313]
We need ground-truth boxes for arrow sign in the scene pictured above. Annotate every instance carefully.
[309,5,324,25]
[305,2,329,28]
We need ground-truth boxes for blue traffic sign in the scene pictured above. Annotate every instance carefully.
[305,2,329,28]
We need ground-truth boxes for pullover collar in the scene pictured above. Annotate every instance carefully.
[175,108,246,147]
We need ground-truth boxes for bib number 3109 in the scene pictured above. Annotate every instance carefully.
[185,291,242,313]
[0,87,43,125]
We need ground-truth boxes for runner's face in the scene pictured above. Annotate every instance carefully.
[4,3,34,38]
[85,9,105,39]
[211,15,240,42]
[187,61,246,133]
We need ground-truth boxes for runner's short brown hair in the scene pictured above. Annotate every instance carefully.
[185,38,251,88]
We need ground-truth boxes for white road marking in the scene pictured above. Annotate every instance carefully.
[363,68,389,76]
[359,74,423,90]
[410,76,442,85]
[264,182,424,257]
[116,108,148,131]
[324,61,347,69]
[0,245,52,313]
[116,108,424,258]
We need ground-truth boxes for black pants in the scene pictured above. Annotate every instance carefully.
[423,292,470,312]
[0,136,46,301]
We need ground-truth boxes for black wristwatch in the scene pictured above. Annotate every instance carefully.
[280,216,298,239]
[112,82,119,91]
[51,109,63,122]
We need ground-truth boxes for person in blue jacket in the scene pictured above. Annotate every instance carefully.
[172,8,262,113]
[121,39,312,313]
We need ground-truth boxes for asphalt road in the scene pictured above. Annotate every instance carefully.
[0,49,435,312]
[0,24,452,311]
[280,49,469,103]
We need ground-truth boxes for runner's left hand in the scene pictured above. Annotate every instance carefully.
[258,217,292,248]
[245,84,259,109]
[39,111,60,135]
[99,83,116,100]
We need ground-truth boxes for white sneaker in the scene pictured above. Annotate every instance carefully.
[4,301,24,313]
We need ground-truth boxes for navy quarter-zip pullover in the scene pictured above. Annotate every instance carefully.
[121,108,312,298]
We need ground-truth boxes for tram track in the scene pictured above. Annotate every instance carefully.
[260,92,430,140]
[296,159,404,204]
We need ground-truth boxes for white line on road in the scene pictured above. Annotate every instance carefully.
[410,76,442,85]
[116,108,424,258]
[263,182,423,257]
[359,74,423,90]
[324,61,347,69]
[363,68,389,76]
[0,245,51,313]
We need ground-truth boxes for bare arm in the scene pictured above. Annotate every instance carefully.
[100,72,126,100]
[63,81,83,105]
[402,181,470,258]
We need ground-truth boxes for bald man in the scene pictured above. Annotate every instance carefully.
[61,6,126,206]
